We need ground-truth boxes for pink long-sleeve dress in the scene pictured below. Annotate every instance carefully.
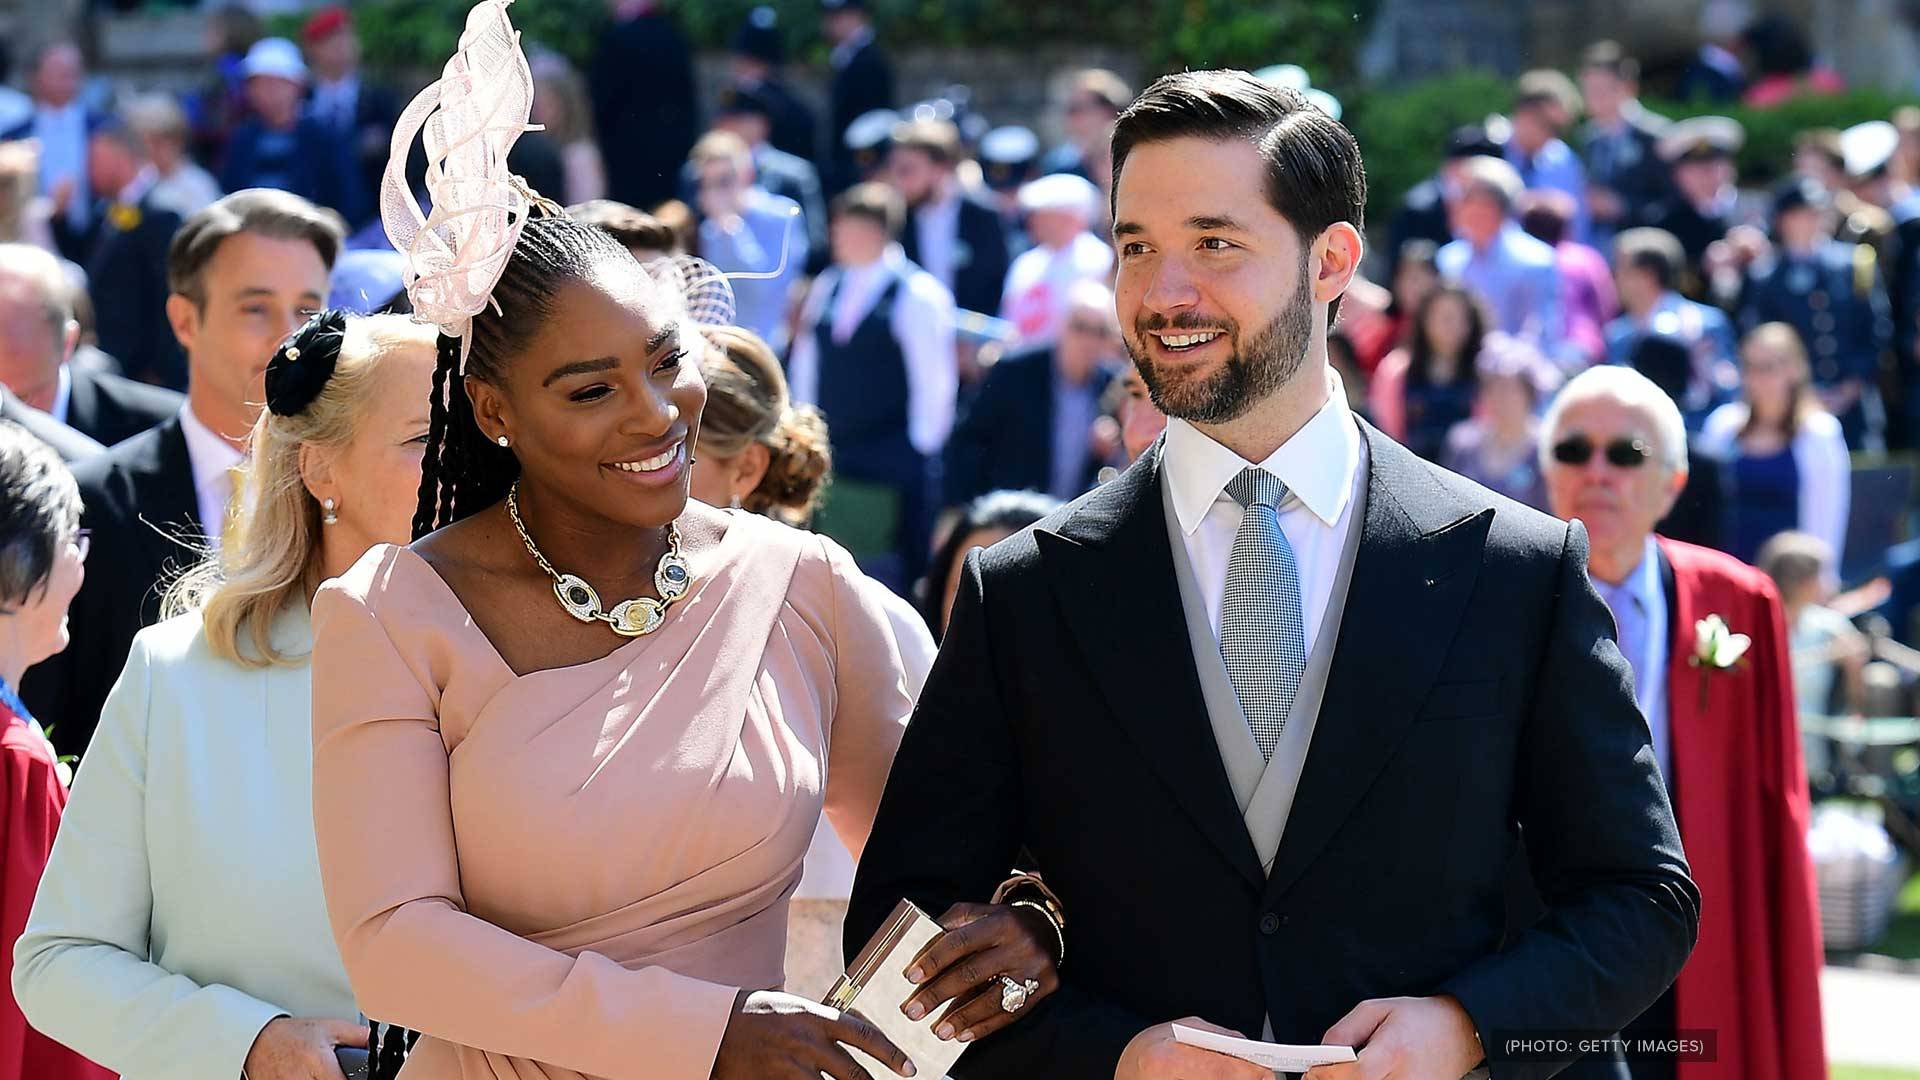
[310,511,913,1080]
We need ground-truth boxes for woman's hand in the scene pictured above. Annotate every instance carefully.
[713,990,916,1080]
[242,1017,370,1080]
[899,901,1061,1045]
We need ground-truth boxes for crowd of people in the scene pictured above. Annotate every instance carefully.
[0,0,1901,1077]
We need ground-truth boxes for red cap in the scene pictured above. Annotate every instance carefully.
[301,5,351,44]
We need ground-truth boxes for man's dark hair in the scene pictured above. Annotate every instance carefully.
[166,189,344,308]
[1614,227,1685,291]
[831,182,905,239]
[1581,40,1640,84]
[1110,69,1367,320]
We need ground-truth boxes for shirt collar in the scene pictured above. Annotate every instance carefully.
[48,364,71,425]
[1163,368,1360,537]
[118,164,158,207]
[1598,535,1663,609]
[178,401,246,485]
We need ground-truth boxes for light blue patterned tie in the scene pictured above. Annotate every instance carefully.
[1221,467,1308,762]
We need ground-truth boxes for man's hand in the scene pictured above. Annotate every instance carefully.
[1302,996,1484,1080]
[1114,1018,1273,1080]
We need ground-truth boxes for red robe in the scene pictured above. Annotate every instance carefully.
[0,708,112,1080]
[1657,538,1826,1080]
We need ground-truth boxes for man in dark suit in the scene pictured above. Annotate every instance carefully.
[591,0,699,211]
[300,5,400,230]
[0,388,101,463]
[822,0,894,195]
[220,38,366,227]
[727,5,821,167]
[1578,42,1671,250]
[891,118,1013,319]
[1,42,107,263]
[849,71,1697,1080]
[1384,123,1503,267]
[945,279,1119,505]
[23,190,340,759]
[0,241,181,449]
[81,117,186,389]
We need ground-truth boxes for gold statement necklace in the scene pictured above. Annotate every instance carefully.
[507,480,693,637]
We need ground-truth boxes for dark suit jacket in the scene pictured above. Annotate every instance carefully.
[63,366,183,448]
[590,12,700,210]
[902,194,1012,318]
[848,424,1700,1080]
[306,79,400,228]
[0,390,103,463]
[84,190,185,389]
[22,415,202,758]
[828,40,894,193]
[942,347,1111,506]
[220,117,367,226]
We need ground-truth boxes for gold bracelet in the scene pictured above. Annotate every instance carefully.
[1010,898,1065,966]
[991,870,1066,927]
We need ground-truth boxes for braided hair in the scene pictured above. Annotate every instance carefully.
[410,213,637,540]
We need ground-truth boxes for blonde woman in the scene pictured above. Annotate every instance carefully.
[12,311,436,1080]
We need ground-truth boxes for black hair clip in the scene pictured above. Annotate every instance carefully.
[265,308,350,417]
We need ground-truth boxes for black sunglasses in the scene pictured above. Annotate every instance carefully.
[1551,435,1653,468]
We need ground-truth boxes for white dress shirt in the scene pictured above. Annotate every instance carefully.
[787,247,958,457]
[912,186,963,294]
[12,606,359,1080]
[1591,535,1671,782]
[1163,370,1365,648]
[46,364,72,426]
[177,404,246,545]
[32,102,90,232]
[1000,231,1114,347]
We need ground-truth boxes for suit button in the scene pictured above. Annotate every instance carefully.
[1259,913,1281,935]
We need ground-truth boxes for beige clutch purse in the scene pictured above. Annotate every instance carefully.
[824,899,970,1080]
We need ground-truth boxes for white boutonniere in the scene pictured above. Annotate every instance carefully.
[1688,614,1750,709]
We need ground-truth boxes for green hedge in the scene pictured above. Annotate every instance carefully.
[324,0,1375,86]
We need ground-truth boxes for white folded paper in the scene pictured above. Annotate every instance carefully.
[1171,1023,1358,1071]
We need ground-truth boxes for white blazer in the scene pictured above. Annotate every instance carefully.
[12,605,357,1080]
[1700,403,1852,570]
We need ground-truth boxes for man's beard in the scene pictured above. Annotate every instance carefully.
[1125,256,1315,426]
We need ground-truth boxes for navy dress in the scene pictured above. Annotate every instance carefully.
[1729,446,1799,565]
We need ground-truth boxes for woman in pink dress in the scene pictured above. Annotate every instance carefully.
[309,7,1058,1078]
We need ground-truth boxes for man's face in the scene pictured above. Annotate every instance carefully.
[245,75,304,127]
[32,46,82,108]
[1113,136,1321,426]
[1774,205,1827,251]
[173,232,329,437]
[887,147,944,207]
[0,271,69,407]
[1057,298,1121,383]
[1543,394,1684,557]
[1674,157,1731,204]
[1063,93,1116,148]
[823,11,862,45]
[308,28,359,78]
[86,135,137,198]
[1449,189,1505,246]
[1580,68,1627,119]
[830,213,888,266]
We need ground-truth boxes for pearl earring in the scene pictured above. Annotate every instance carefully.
[496,435,510,448]
[321,497,338,525]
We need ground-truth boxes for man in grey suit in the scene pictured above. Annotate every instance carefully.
[849,71,1698,1080]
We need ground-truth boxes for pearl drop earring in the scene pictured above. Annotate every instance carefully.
[321,497,338,525]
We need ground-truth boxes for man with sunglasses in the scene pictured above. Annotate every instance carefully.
[1541,366,1825,1080]
[944,279,1124,506]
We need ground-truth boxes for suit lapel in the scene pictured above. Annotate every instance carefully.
[1037,446,1267,890]
[64,366,98,434]
[1264,424,1492,901]
[129,416,205,576]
